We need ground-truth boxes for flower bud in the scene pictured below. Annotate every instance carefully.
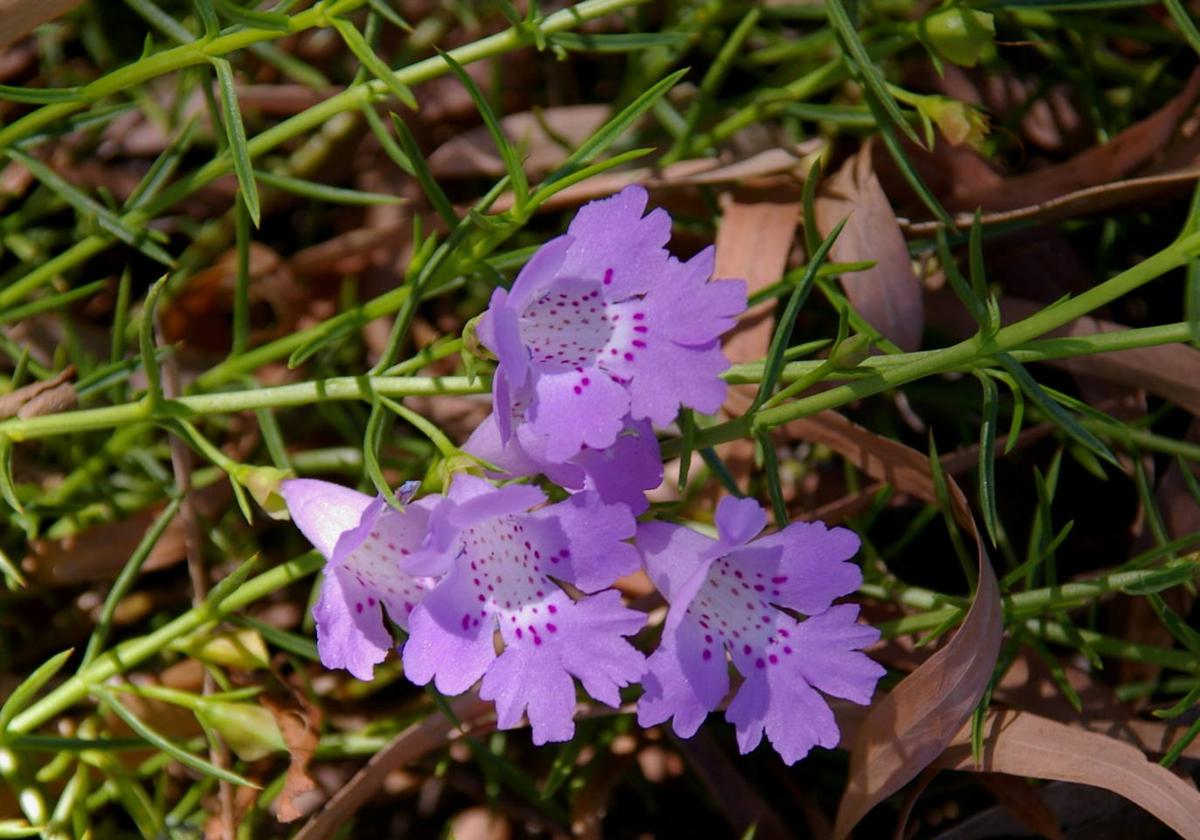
[920,6,995,67]
[196,702,284,761]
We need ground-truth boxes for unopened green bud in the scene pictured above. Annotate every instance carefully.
[462,314,495,362]
[175,627,270,670]
[921,96,989,147]
[196,702,284,762]
[235,464,294,520]
[920,6,995,67]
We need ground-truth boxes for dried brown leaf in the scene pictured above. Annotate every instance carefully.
[815,143,924,351]
[0,0,82,49]
[786,414,1001,839]
[0,366,75,419]
[262,694,321,824]
[934,709,1200,840]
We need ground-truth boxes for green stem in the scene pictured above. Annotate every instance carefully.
[8,552,324,735]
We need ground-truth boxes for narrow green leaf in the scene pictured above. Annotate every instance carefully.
[363,399,401,508]
[389,113,460,230]
[235,616,318,661]
[0,649,74,733]
[1159,714,1200,768]
[209,57,261,227]
[929,434,976,589]
[1164,0,1200,57]
[677,407,695,490]
[92,687,258,787]
[125,117,199,211]
[139,275,167,405]
[231,195,251,357]
[361,104,414,174]
[540,69,687,191]
[214,0,291,29]
[253,168,406,206]
[193,0,221,37]
[824,0,922,146]
[0,820,43,838]
[0,280,107,326]
[977,372,1000,547]
[935,227,986,326]
[801,157,822,257]
[436,48,529,208]
[81,498,183,667]
[0,437,25,517]
[6,150,175,267]
[863,92,955,227]
[752,217,846,410]
[525,147,652,212]
[997,354,1118,467]
[758,433,790,526]
[333,18,419,110]
[967,210,988,304]
[700,448,742,497]
[0,85,84,104]
[366,0,413,31]
[1147,592,1200,655]
[549,31,692,51]
[1154,683,1200,720]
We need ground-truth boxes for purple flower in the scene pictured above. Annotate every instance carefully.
[282,479,438,681]
[400,474,646,744]
[464,412,663,515]
[478,186,747,463]
[636,497,883,764]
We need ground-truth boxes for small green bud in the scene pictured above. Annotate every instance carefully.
[196,702,285,762]
[919,96,990,147]
[919,6,995,68]
[461,314,496,363]
[234,464,294,521]
[175,627,270,670]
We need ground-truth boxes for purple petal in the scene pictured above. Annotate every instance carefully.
[786,603,884,704]
[734,522,862,616]
[572,419,662,515]
[480,638,577,744]
[714,496,767,547]
[655,249,747,346]
[526,367,629,461]
[483,287,529,393]
[625,337,731,427]
[559,186,671,301]
[402,564,497,695]
[530,492,638,592]
[637,614,729,738]
[636,520,718,603]
[282,479,374,559]
[554,590,646,707]
[724,666,840,765]
[464,412,586,491]
[313,571,391,681]
[507,234,573,312]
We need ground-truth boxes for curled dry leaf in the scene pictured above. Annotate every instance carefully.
[934,709,1200,840]
[262,694,322,824]
[815,143,924,351]
[778,413,1001,840]
[0,366,75,420]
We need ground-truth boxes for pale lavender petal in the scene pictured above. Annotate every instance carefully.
[725,666,840,765]
[483,287,529,393]
[507,234,573,312]
[402,564,497,695]
[480,639,577,744]
[493,367,515,443]
[654,250,747,346]
[638,615,728,738]
[571,419,662,515]
[526,366,629,461]
[554,590,646,707]
[637,520,717,602]
[625,337,731,426]
[464,412,587,491]
[734,522,863,615]
[714,495,767,547]
[530,492,638,591]
[282,479,373,559]
[559,185,671,301]
[313,570,391,681]
[786,604,884,704]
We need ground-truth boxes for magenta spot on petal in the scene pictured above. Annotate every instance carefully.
[783,646,793,654]
[581,377,590,385]
[772,576,788,584]
[533,636,543,646]
[548,604,558,614]
[743,644,752,655]
[632,340,646,348]
[546,623,557,633]
[603,268,613,285]
[769,654,779,664]
[461,614,471,630]
[702,649,712,661]
[624,352,634,361]
[515,628,523,639]
[478,594,486,602]
[355,602,363,613]
[755,658,765,669]
[573,385,582,394]
[633,312,645,320]
[367,597,376,606]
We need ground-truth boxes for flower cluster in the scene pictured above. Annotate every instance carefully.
[283,186,883,761]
